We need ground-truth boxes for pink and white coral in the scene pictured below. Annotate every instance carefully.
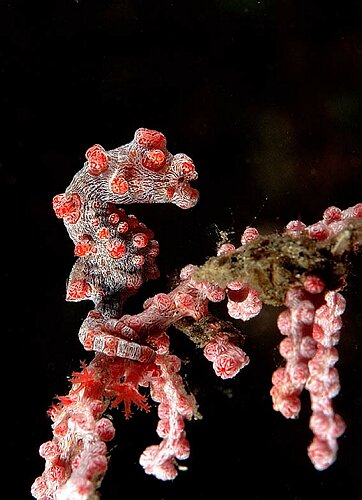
[32,128,361,498]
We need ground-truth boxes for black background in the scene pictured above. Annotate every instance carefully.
[1,1,362,499]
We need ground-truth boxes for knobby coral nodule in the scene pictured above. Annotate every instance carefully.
[32,128,362,499]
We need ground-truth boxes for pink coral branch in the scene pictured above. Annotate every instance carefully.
[31,356,116,499]
[307,290,347,470]
[140,339,197,480]
[271,287,316,419]
[271,282,347,470]
[32,128,361,498]
[203,333,249,379]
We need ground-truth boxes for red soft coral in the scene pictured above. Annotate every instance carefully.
[106,382,150,418]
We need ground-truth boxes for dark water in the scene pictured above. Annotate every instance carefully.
[2,1,361,499]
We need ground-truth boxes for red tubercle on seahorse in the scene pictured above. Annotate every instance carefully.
[52,192,82,224]
[134,127,167,149]
[142,149,166,171]
[110,174,129,194]
[85,144,109,176]
[74,235,97,257]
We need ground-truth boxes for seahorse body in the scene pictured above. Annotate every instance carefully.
[53,128,199,318]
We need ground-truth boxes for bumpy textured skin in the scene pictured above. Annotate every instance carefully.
[53,128,199,316]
